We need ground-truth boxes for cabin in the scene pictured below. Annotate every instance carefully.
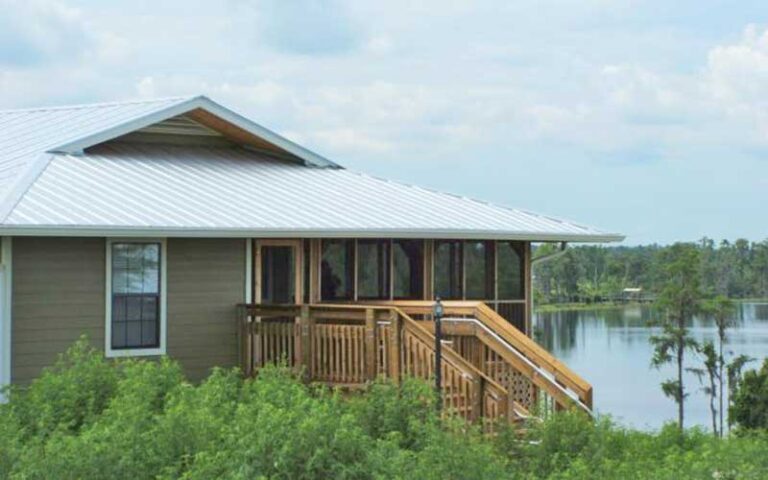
[0,96,623,423]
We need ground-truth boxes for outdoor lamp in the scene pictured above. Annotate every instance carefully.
[433,296,444,408]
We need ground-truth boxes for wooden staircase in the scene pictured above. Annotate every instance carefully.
[238,301,592,427]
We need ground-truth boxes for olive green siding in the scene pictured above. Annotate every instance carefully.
[166,238,244,381]
[12,238,106,384]
[11,237,245,384]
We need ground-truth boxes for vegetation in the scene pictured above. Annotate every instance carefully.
[649,243,703,432]
[1,339,768,479]
[730,358,768,431]
[533,238,768,305]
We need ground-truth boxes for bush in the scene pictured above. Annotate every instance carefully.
[1,338,767,479]
[730,358,768,431]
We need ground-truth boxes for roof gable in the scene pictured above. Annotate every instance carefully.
[48,96,339,169]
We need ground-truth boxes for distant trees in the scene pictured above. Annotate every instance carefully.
[533,238,768,304]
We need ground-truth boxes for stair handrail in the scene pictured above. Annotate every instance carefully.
[377,301,593,410]
[443,316,592,415]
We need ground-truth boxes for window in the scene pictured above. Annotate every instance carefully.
[497,241,524,300]
[321,239,354,300]
[357,240,390,299]
[434,240,463,299]
[107,240,166,356]
[393,240,423,299]
[464,241,494,299]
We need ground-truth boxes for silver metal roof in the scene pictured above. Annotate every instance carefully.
[0,96,623,242]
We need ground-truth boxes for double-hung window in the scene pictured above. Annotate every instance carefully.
[106,240,167,357]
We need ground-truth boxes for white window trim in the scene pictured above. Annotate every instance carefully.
[105,238,167,358]
[0,237,12,402]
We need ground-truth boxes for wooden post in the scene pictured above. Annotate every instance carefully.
[364,308,377,381]
[388,310,401,384]
[238,306,251,377]
[471,376,483,422]
[299,305,312,381]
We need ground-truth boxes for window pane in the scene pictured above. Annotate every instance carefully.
[358,240,390,299]
[465,241,494,299]
[111,242,161,350]
[434,241,463,299]
[126,320,141,347]
[498,242,524,300]
[112,243,160,294]
[321,239,354,300]
[393,240,423,299]
[112,321,126,348]
[141,320,158,347]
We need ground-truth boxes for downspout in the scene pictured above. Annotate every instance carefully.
[530,242,568,330]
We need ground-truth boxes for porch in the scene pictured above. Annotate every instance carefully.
[237,301,593,426]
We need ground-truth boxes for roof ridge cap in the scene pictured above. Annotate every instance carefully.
[0,96,194,114]
[0,153,57,223]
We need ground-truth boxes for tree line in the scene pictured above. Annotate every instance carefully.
[533,238,768,304]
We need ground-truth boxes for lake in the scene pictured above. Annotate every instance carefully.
[534,302,768,430]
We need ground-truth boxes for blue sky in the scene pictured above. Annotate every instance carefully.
[0,0,766,245]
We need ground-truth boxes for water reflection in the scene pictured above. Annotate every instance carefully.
[534,302,768,430]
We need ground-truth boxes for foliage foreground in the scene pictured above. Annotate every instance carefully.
[1,340,768,480]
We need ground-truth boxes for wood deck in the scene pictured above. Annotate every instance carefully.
[237,301,592,426]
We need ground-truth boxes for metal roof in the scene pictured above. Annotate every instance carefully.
[0,96,623,242]
[0,142,623,241]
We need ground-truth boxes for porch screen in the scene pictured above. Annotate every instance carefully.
[434,240,463,299]
[464,240,494,299]
[393,240,423,299]
[321,239,354,300]
[497,241,524,300]
[110,243,161,349]
[357,240,390,299]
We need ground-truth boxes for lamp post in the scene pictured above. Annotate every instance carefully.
[433,296,444,409]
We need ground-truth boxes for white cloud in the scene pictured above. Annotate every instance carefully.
[0,0,93,66]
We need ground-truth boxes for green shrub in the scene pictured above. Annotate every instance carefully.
[1,338,767,479]
[6,336,118,440]
[730,358,768,430]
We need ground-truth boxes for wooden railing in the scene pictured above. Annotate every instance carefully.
[372,301,593,413]
[237,303,526,426]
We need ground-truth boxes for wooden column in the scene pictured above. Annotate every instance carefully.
[524,241,533,336]
[364,308,377,381]
[423,239,434,300]
[388,310,401,384]
[299,305,312,381]
[471,376,483,422]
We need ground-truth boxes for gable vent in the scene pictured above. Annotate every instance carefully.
[137,114,222,137]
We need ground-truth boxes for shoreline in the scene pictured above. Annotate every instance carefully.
[535,298,768,313]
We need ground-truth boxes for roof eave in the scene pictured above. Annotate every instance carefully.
[0,225,625,242]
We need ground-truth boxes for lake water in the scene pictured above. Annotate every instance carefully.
[534,302,768,430]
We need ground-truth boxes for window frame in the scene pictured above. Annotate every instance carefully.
[105,238,168,358]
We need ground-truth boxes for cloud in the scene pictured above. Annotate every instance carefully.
[0,0,93,66]
[248,0,360,55]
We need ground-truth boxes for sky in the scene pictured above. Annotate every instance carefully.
[0,0,766,245]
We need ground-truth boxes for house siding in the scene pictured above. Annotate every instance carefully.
[166,238,244,381]
[11,237,245,384]
[12,238,106,384]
